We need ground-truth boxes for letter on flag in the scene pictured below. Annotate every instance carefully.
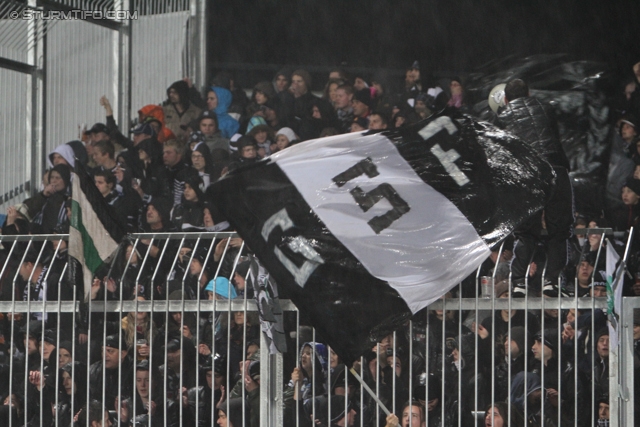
[69,162,125,300]
[210,112,556,362]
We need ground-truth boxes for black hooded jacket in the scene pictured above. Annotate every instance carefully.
[497,96,570,170]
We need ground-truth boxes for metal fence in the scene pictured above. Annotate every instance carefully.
[0,0,206,213]
[0,230,637,426]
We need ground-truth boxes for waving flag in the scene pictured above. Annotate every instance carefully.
[210,111,555,362]
[69,161,126,300]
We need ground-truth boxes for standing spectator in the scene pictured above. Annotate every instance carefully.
[497,78,573,297]
[333,84,355,133]
[163,80,203,140]
[207,86,240,139]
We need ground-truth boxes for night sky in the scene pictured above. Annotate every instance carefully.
[208,0,640,91]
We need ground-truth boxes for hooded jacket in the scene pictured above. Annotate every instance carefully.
[163,81,202,140]
[211,86,240,139]
[48,143,76,168]
[138,104,175,143]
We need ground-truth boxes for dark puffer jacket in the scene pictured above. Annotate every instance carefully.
[497,97,570,169]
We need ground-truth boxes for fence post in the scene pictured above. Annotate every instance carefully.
[115,0,132,135]
[27,0,45,195]
[619,297,636,426]
[189,0,208,88]
[260,327,283,427]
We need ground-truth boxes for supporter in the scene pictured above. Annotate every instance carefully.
[48,143,76,168]
[334,84,355,133]
[186,354,224,426]
[89,333,133,408]
[323,78,345,105]
[194,110,230,154]
[56,361,87,426]
[92,140,118,175]
[531,328,580,425]
[482,401,525,427]
[274,127,299,152]
[217,398,248,427]
[274,69,291,94]
[383,400,425,427]
[299,97,341,141]
[446,76,466,110]
[494,326,532,402]
[130,137,165,202]
[95,169,140,231]
[350,117,369,133]
[159,139,189,205]
[368,110,390,130]
[609,179,640,231]
[163,80,203,140]
[290,69,319,134]
[25,163,70,234]
[497,78,573,298]
[171,174,206,231]
[188,140,215,189]
[352,88,373,119]
[229,136,259,171]
[247,124,274,157]
[121,295,157,361]
[284,342,328,426]
[207,86,240,139]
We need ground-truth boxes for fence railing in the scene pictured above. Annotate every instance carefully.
[0,230,636,427]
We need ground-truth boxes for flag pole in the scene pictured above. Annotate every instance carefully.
[349,368,391,416]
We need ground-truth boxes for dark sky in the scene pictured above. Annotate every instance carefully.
[208,0,640,90]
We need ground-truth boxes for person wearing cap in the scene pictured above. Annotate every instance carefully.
[575,252,597,296]
[493,326,532,402]
[89,333,133,408]
[163,80,202,141]
[231,260,251,298]
[216,397,248,427]
[130,121,158,147]
[577,328,609,410]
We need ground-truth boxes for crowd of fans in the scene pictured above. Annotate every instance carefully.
[1,60,640,427]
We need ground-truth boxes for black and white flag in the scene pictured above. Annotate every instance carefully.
[211,111,555,362]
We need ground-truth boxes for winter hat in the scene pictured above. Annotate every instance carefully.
[218,398,247,427]
[198,110,219,127]
[276,127,297,143]
[624,178,640,196]
[352,117,369,130]
[189,131,206,145]
[534,329,558,357]
[591,270,609,288]
[42,329,57,345]
[510,371,542,413]
[353,88,373,109]
[619,114,637,135]
[104,333,128,350]
[494,279,510,298]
